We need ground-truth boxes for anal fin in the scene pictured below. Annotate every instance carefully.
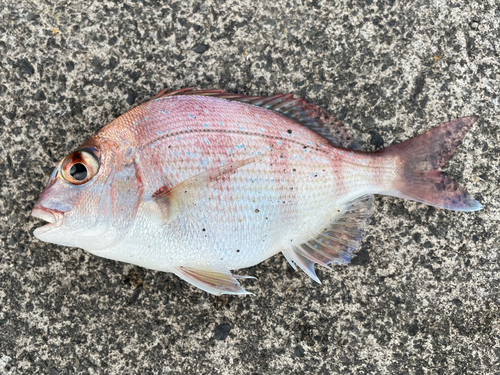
[283,195,374,283]
[173,266,255,295]
[283,249,324,284]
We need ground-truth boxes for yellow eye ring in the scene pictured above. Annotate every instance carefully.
[61,149,99,185]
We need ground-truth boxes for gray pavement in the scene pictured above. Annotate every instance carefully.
[0,0,499,374]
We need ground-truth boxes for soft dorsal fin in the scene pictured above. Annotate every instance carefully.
[173,266,255,295]
[282,195,374,283]
[153,156,256,223]
[151,88,356,148]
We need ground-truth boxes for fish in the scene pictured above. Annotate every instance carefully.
[31,88,483,295]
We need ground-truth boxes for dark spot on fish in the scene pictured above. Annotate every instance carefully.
[236,249,240,253]
[255,209,260,213]
[287,129,292,134]
[202,228,206,232]
[265,217,268,220]
[292,168,296,172]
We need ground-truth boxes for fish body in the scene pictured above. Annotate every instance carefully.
[32,89,482,295]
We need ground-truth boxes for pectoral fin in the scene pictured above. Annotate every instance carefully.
[173,266,255,295]
[153,157,255,223]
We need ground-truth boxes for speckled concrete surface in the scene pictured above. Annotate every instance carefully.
[1,0,499,374]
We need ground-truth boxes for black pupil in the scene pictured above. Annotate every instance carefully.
[69,163,88,181]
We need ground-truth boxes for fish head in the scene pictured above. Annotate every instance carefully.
[32,137,129,251]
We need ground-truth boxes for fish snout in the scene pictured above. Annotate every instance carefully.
[32,206,65,228]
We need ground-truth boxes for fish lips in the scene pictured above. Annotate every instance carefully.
[32,206,65,239]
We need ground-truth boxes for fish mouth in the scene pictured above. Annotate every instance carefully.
[32,207,65,237]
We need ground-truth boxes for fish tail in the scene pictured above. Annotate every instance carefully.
[378,116,483,212]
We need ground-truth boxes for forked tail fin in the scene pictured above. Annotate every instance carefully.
[379,116,483,212]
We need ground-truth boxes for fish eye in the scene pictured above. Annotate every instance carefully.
[69,163,88,181]
[61,149,99,185]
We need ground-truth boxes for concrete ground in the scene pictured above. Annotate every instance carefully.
[1,0,499,374]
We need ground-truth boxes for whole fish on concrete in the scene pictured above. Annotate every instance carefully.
[32,88,482,295]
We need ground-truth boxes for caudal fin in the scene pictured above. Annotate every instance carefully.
[380,116,483,212]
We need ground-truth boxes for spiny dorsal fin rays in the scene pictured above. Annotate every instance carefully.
[152,87,226,99]
[153,157,256,224]
[150,88,357,149]
[282,195,374,283]
[173,266,255,295]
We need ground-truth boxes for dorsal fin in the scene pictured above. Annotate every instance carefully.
[151,88,357,148]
